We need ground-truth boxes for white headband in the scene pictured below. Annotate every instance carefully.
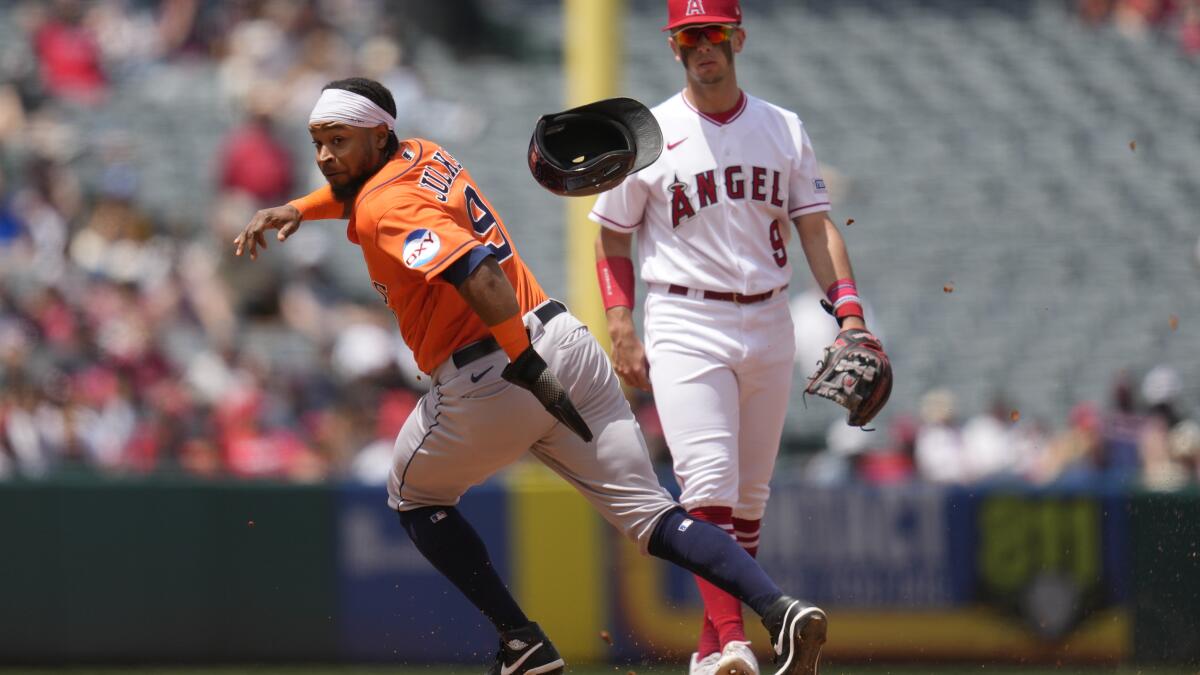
[308,88,396,131]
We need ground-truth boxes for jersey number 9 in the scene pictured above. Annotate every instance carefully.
[768,219,787,267]
[465,184,513,262]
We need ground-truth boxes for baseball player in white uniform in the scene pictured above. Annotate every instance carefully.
[591,1,872,673]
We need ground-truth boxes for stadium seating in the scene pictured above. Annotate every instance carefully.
[15,0,1198,441]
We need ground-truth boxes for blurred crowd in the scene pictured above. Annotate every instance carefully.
[1077,0,1200,55]
[0,0,492,483]
[807,366,1200,491]
[0,1,1196,491]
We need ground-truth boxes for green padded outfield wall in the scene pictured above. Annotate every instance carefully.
[4,477,1200,666]
[0,476,338,663]
[1130,489,1200,664]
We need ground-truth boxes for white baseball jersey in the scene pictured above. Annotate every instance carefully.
[589,91,831,295]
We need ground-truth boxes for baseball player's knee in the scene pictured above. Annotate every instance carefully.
[397,504,443,527]
[610,501,680,551]
[646,506,690,557]
[673,446,739,482]
[678,480,740,512]
[397,505,468,553]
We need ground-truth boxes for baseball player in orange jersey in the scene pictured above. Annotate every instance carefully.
[591,1,887,673]
[234,77,827,675]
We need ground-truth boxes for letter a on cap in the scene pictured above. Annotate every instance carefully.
[686,0,705,16]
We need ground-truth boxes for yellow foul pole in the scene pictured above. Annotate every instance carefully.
[564,0,623,346]
[507,0,623,663]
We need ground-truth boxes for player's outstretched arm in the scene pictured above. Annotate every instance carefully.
[455,257,594,442]
[794,212,893,426]
[594,229,652,391]
[233,185,349,260]
[794,212,866,331]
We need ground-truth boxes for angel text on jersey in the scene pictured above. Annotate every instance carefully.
[403,229,441,268]
[668,165,786,228]
[418,150,464,203]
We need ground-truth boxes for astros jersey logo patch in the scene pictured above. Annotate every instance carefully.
[403,229,441,268]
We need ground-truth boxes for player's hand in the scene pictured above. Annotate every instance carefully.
[805,328,892,427]
[502,345,594,442]
[233,204,302,260]
[606,308,652,392]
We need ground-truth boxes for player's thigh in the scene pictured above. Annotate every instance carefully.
[531,414,677,551]
[387,355,546,510]
[537,316,628,425]
[647,347,741,509]
[734,302,797,518]
[532,317,678,549]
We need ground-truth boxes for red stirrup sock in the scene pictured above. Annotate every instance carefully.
[688,506,747,647]
[697,614,720,659]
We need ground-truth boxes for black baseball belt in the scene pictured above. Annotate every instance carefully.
[451,300,568,369]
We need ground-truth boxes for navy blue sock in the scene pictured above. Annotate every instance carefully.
[648,507,783,617]
[398,506,529,632]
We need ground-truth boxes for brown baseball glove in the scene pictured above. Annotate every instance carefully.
[805,328,893,427]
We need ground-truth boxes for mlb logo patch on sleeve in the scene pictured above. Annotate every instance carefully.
[403,229,441,268]
[814,178,827,193]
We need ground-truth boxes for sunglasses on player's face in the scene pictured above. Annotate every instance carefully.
[672,24,735,48]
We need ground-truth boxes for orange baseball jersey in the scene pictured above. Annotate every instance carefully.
[300,139,547,373]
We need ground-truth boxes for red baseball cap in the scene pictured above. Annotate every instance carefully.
[663,0,742,31]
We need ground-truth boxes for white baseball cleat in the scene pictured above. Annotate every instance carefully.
[689,650,722,675]
[715,640,760,675]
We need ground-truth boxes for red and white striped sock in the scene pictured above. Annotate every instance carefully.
[688,506,746,650]
[732,516,761,558]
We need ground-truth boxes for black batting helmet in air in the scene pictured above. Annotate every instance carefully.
[528,97,663,197]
